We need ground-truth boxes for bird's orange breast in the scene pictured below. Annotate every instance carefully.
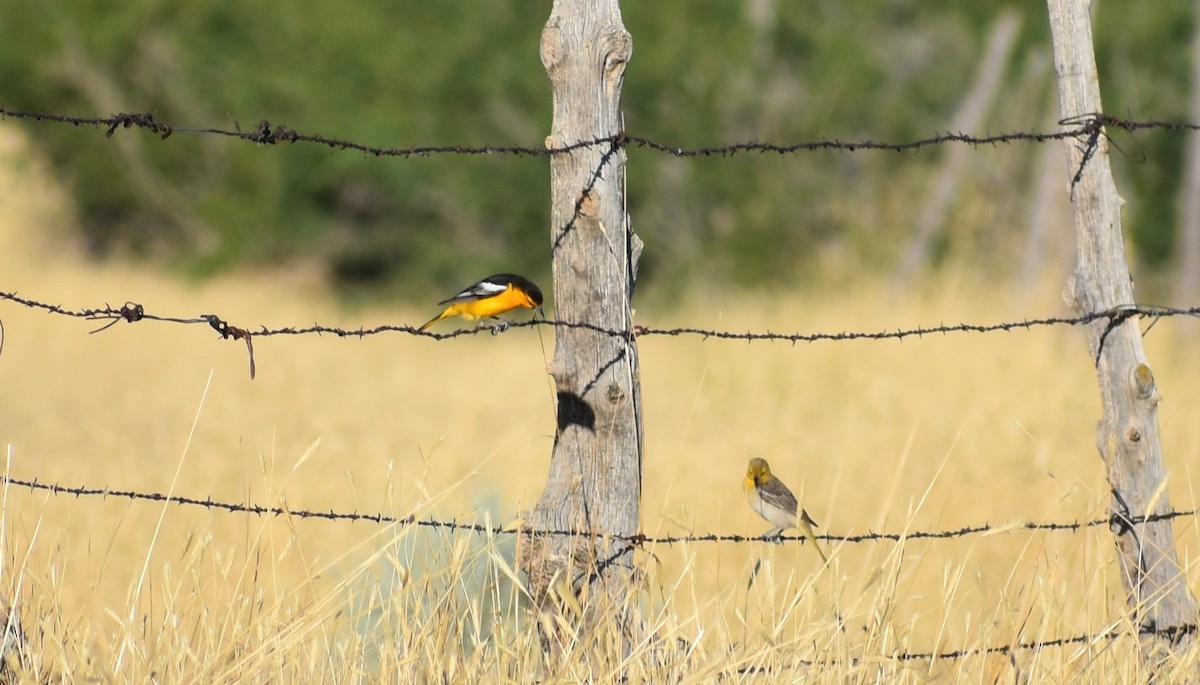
[450,285,535,320]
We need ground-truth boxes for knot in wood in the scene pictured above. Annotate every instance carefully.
[578,192,599,218]
[600,25,632,76]
[1131,363,1156,400]
[539,19,564,71]
[1125,425,1142,443]
[606,382,625,405]
[1062,274,1086,312]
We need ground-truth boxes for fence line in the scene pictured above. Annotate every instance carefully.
[3,105,1193,160]
[5,289,1200,344]
[4,99,1197,632]
[734,621,1197,674]
[6,470,1196,669]
[4,475,1194,548]
[3,289,1198,379]
[5,105,1200,670]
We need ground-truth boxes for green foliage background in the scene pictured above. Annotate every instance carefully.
[0,1,1190,298]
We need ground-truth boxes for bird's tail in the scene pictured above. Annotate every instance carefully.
[418,309,450,332]
[798,518,829,564]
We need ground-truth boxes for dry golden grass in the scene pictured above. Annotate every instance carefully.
[3,124,1200,682]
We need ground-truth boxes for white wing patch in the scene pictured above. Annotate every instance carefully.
[469,280,509,297]
[440,278,510,305]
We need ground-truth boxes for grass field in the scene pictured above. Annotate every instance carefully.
[3,126,1200,682]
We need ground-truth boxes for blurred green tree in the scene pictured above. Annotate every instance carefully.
[0,0,1188,299]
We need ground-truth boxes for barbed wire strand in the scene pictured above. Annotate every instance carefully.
[0,106,1133,213]
[734,622,1197,675]
[3,289,1198,383]
[4,289,1199,374]
[7,475,1190,667]
[5,473,1196,667]
[8,290,1200,343]
[3,475,1194,547]
[3,105,1194,159]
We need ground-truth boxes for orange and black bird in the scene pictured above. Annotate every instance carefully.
[418,273,544,332]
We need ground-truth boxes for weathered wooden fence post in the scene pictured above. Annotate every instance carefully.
[1046,0,1197,664]
[519,0,643,654]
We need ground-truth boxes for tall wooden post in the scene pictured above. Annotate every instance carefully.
[1046,0,1197,663]
[520,0,643,651]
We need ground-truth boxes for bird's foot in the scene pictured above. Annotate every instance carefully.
[470,320,509,335]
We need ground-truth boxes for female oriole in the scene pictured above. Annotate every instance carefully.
[418,273,544,332]
[744,457,828,562]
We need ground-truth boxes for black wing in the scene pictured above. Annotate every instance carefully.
[437,276,513,305]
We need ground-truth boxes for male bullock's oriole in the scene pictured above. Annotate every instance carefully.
[744,457,828,562]
[418,273,544,332]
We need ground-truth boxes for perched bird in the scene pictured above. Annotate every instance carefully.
[744,457,828,562]
[418,274,544,332]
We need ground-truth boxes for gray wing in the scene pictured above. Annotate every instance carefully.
[437,279,509,305]
[758,478,800,519]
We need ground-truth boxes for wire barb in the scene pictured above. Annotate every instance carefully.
[203,314,256,379]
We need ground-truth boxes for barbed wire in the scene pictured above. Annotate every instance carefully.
[734,621,1197,675]
[3,105,1193,159]
[6,85,1197,678]
[3,289,1198,377]
[11,289,1199,342]
[6,470,1195,669]
[3,475,1194,547]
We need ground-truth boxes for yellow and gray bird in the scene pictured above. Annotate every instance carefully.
[744,457,828,562]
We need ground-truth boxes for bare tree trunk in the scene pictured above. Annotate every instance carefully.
[1175,0,1200,316]
[745,0,777,69]
[520,0,643,659]
[1047,0,1197,664]
[59,33,214,253]
[893,10,1021,287]
[1020,123,1070,289]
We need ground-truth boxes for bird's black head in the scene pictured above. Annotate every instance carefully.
[492,273,543,307]
[522,278,544,306]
